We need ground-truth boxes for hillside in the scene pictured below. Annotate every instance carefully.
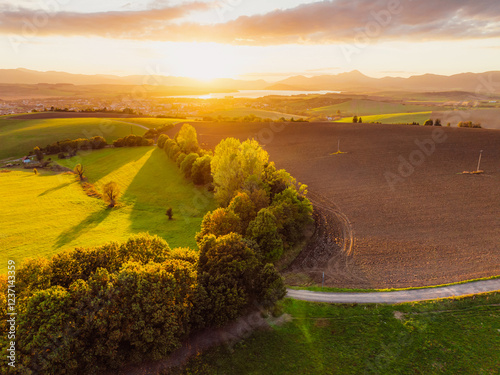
[0,147,216,273]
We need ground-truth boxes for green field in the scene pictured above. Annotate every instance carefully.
[205,108,307,120]
[0,117,149,159]
[177,293,500,374]
[335,112,433,125]
[309,99,442,117]
[0,147,216,273]
[110,117,187,129]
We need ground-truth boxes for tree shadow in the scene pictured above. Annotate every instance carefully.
[124,148,216,247]
[38,181,77,196]
[62,147,154,182]
[53,208,112,249]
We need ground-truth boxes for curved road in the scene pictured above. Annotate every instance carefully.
[286,278,500,304]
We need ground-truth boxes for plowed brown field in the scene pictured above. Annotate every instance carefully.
[185,122,500,288]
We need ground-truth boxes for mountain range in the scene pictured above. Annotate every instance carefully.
[1,68,499,95]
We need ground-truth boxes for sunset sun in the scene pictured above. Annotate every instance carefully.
[166,42,241,80]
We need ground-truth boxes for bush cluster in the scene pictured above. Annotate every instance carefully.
[0,231,284,374]
[143,123,175,139]
[458,121,482,128]
[37,136,107,156]
[113,134,154,147]
[0,235,199,374]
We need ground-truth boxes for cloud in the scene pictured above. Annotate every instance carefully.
[0,2,212,38]
[1,0,500,44]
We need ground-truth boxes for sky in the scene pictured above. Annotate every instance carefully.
[1,0,500,81]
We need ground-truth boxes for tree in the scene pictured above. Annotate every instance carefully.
[358,117,362,123]
[434,118,442,126]
[102,181,120,207]
[195,208,242,245]
[191,155,213,185]
[180,153,198,179]
[196,232,285,327]
[227,192,257,233]
[175,124,199,154]
[424,119,434,126]
[166,207,173,220]
[157,134,169,149]
[211,138,269,206]
[196,233,260,326]
[352,115,358,123]
[33,146,44,161]
[246,208,283,262]
[74,164,85,180]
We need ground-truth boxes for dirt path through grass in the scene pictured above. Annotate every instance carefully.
[286,278,500,303]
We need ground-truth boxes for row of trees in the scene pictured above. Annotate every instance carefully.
[143,123,175,140]
[113,134,153,147]
[458,121,482,128]
[157,124,213,185]
[35,136,107,157]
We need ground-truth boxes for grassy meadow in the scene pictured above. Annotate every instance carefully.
[0,147,216,273]
[309,99,442,117]
[205,108,307,120]
[108,117,187,129]
[335,112,433,125]
[176,293,500,375]
[0,117,148,159]
[0,116,188,160]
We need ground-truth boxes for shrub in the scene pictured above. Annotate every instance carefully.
[166,207,173,220]
[458,121,482,128]
[180,152,198,178]
[424,119,434,126]
[90,136,107,149]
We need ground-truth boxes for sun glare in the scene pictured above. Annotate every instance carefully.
[165,42,240,81]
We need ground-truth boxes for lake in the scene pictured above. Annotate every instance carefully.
[164,89,341,99]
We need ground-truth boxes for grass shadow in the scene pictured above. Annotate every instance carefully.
[123,148,216,248]
[38,181,77,196]
[53,207,112,249]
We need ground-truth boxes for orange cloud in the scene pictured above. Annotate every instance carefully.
[1,0,499,44]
